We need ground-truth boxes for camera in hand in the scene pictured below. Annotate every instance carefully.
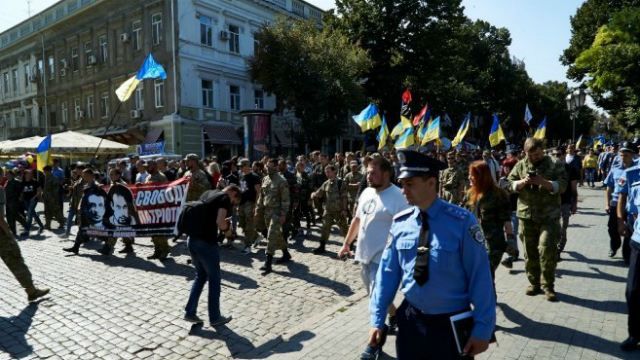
[527,170,537,177]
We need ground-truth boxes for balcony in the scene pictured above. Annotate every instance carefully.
[7,126,45,140]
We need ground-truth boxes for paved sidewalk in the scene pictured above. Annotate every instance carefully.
[0,187,634,359]
[257,188,634,360]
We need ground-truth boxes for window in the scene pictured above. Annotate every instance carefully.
[132,21,142,51]
[24,64,30,87]
[86,95,94,118]
[154,80,164,108]
[12,69,18,93]
[84,41,93,66]
[254,89,264,109]
[61,102,68,124]
[134,83,144,110]
[228,25,239,54]
[229,85,240,111]
[25,108,31,126]
[3,73,8,94]
[152,13,162,46]
[100,93,109,118]
[98,35,108,63]
[74,98,81,121]
[48,55,55,80]
[200,15,213,46]
[253,35,259,55]
[71,47,79,71]
[202,80,213,108]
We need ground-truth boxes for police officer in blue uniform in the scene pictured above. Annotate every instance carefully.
[368,150,496,359]
[616,163,640,351]
[604,142,635,262]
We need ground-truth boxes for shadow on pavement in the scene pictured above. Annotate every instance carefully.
[576,210,606,217]
[189,324,315,359]
[556,267,626,283]
[565,251,628,268]
[279,261,354,296]
[557,293,626,315]
[497,303,625,358]
[0,302,39,359]
[81,253,258,290]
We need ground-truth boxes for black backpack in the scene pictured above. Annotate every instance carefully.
[175,200,208,239]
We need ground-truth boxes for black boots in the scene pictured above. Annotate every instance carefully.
[313,242,326,255]
[275,249,292,264]
[260,254,273,276]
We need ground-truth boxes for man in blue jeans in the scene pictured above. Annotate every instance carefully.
[20,170,44,237]
[184,185,241,327]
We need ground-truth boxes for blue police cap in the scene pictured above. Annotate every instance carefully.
[396,150,447,179]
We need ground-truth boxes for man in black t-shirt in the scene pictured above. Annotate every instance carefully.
[237,159,261,253]
[554,147,579,259]
[184,186,240,327]
[20,170,44,237]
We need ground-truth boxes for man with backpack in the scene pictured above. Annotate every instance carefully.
[311,164,349,254]
[182,185,241,327]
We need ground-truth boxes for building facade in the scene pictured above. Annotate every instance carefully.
[0,0,352,159]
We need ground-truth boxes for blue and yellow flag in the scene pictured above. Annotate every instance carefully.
[451,113,471,147]
[421,116,441,146]
[36,134,52,172]
[533,117,546,140]
[377,115,390,150]
[352,103,382,132]
[116,53,168,102]
[390,116,413,138]
[394,126,415,149]
[524,104,533,126]
[489,114,506,147]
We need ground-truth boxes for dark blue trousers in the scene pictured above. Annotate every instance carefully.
[396,300,472,360]
[627,241,640,338]
[185,237,221,324]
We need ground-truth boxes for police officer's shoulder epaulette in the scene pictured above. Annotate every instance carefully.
[442,202,469,221]
[627,164,640,174]
[393,207,414,221]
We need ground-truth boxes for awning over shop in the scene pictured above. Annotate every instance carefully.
[203,123,242,145]
[144,127,164,144]
[83,126,145,145]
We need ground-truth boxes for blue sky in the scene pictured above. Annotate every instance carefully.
[308,0,585,85]
[2,0,585,85]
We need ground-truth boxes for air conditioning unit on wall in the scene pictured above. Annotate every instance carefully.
[219,30,229,40]
[130,109,141,118]
[120,33,130,42]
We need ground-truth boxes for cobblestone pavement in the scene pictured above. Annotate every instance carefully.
[256,188,635,360]
[0,187,634,359]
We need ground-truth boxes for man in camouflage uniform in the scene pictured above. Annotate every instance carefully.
[439,152,464,205]
[293,161,313,234]
[42,166,65,230]
[508,137,568,302]
[278,159,297,241]
[145,160,171,260]
[64,165,86,237]
[1,215,49,302]
[311,164,349,254]
[238,158,261,253]
[311,153,329,223]
[456,151,470,190]
[343,160,363,219]
[184,153,211,202]
[255,158,291,275]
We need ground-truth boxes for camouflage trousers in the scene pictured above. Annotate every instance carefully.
[238,201,257,246]
[519,218,560,290]
[0,231,34,292]
[320,211,349,243]
[484,226,507,278]
[105,237,135,247]
[559,204,572,252]
[44,199,65,227]
[152,236,170,256]
[263,209,287,255]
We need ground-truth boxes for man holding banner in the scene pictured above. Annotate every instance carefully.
[145,160,171,261]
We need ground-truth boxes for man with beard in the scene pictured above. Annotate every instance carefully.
[63,169,104,255]
[338,154,409,359]
[508,138,567,301]
[106,168,137,254]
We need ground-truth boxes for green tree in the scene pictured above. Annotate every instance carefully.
[574,7,640,131]
[249,18,371,147]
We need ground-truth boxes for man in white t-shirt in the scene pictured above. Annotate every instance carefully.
[338,154,409,359]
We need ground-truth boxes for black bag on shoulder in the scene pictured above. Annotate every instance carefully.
[176,200,208,239]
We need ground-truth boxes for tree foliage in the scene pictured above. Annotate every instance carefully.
[249,18,371,146]
[573,7,640,132]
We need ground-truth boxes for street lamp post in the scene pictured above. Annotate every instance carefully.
[566,88,587,143]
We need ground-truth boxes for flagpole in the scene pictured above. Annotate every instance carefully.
[92,101,123,160]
